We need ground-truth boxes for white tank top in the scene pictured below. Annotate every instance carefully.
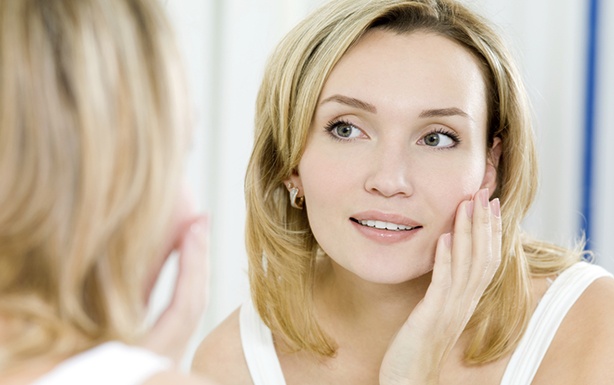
[240,261,612,385]
[32,342,172,385]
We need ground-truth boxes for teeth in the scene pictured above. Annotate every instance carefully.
[359,220,414,231]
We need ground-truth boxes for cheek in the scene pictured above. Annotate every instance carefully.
[297,144,359,242]
[424,162,485,227]
[161,183,198,255]
[145,183,198,300]
[430,176,479,204]
[298,144,355,204]
[175,185,197,223]
[429,153,485,195]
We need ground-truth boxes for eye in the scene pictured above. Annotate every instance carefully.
[420,129,459,148]
[325,120,364,140]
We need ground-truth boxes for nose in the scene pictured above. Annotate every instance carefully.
[364,140,414,198]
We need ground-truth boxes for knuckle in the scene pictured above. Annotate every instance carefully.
[460,222,472,235]
[479,211,491,225]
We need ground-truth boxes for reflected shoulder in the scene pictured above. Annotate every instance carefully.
[144,370,219,385]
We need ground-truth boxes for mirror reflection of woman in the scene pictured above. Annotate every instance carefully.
[0,1,214,384]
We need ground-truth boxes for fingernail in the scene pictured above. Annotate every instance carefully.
[479,188,489,208]
[490,198,501,218]
[190,216,209,235]
[465,200,474,218]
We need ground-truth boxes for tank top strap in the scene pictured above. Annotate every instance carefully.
[240,299,287,385]
[500,261,612,384]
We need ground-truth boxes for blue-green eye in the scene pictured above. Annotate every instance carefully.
[420,130,459,148]
[325,120,363,140]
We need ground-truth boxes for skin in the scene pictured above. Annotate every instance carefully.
[193,29,614,385]
[141,203,215,385]
[140,183,211,365]
[291,29,496,285]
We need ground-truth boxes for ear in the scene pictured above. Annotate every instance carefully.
[283,170,304,196]
[481,137,502,195]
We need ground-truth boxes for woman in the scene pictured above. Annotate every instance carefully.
[0,1,213,384]
[192,0,614,384]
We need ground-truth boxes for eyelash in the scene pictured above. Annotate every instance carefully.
[323,119,461,147]
[323,119,362,141]
[426,127,462,148]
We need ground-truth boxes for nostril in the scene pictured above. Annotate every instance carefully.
[364,158,414,198]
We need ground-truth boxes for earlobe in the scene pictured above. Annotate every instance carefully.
[283,171,303,194]
[283,171,305,209]
[481,137,502,194]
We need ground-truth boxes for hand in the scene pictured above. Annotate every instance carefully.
[140,215,210,364]
[380,188,502,385]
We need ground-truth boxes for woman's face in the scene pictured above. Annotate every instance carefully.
[291,29,498,284]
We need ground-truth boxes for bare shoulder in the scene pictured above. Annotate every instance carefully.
[191,307,253,385]
[144,370,219,385]
[536,273,614,384]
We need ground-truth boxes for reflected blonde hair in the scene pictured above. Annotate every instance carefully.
[246,0,583,363]
[0,0,190,365]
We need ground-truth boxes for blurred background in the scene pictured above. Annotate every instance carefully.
[154,0,612,367]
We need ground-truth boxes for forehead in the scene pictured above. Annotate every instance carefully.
[318,29,488,120]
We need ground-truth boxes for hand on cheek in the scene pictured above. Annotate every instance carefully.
[145,186,200,299]
[380,189,502,385]
[141,184,210,364]
[141,214,210,364]
[167,185,200,252]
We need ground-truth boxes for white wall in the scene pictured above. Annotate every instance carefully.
[466,0,586,249]
[159,0,613,367]
[465,0,614,271]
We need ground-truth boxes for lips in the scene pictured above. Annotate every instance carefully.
[349,212,423,244]
[350,218,420,231]
[349,211,423,232]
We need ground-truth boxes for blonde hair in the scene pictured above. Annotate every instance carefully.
[0,0,191,365]
[246,0,586,363]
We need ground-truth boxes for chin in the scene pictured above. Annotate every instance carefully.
[354,262,434,285]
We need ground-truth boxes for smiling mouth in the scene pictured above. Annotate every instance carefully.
[350,218,422,232]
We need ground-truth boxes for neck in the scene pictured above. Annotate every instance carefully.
[314,258,432,342]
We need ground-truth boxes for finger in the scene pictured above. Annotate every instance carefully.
[467,188,492,291]
[450,199,474,293]
[486,198,502,283]
[423,233,453,306]
[472,198,501,299]
[145,214,209,362]
[401,232,452,337]
[165,214,210,323]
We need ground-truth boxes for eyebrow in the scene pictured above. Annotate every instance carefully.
[319,94,472,120]
[319,95,377,113]
[418,107,471,120]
